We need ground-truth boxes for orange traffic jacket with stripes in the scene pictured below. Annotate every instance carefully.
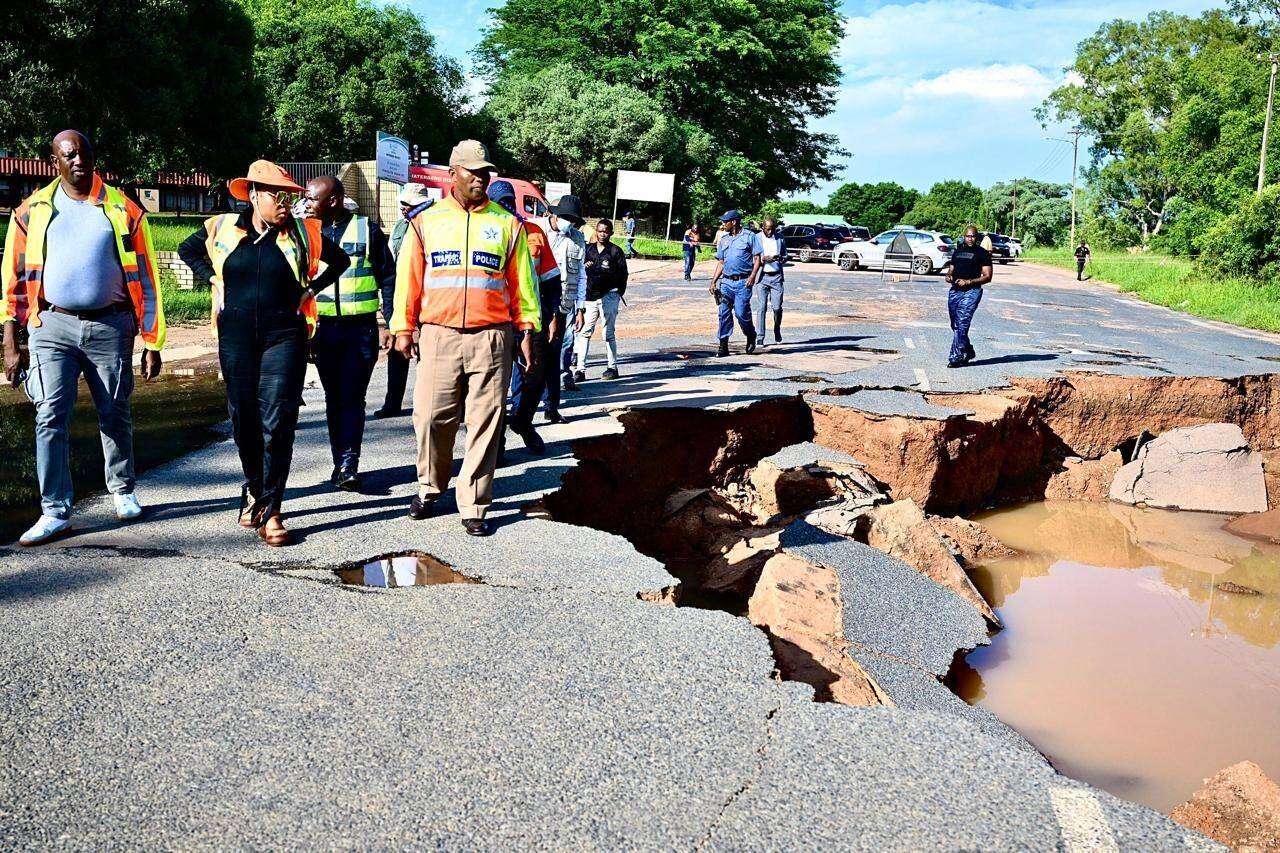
[1,173,165,350]
[390,194,541,335]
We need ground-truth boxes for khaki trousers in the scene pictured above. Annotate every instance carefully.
[413,323,514,519]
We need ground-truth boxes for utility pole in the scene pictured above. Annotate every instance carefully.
[1011,179,1018,240]
[1258,53,1279,194]
[1045,128,1086,246]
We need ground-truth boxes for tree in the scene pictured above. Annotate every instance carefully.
[1039,9,1264,246]
[242,0,466,163]
[483,64,684,212]
[826,182,919,233]
[981,180,1069,241]
[903,180,983,234]
[476,0,845,216]
[0,0,262,177]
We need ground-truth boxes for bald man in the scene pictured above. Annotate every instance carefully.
[303,176,395,490]
[2,130,166,544]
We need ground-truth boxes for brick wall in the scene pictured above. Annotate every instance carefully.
[156,251,197,290]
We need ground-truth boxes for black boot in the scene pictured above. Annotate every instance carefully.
[745,332,757,354]
[773,310,783,344]
[717,338,730,357]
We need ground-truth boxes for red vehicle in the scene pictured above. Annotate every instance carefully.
[408,164,550,217]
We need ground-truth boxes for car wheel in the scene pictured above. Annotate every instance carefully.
[912,255,932,275]
[798,246,813,263]
[838,254,858,271]
[998,259,1010,265]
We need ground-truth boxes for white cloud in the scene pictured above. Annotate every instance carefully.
[906,64,1055,100]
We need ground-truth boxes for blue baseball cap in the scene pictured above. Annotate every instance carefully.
[719,209,742,222]
[487,179,517,213]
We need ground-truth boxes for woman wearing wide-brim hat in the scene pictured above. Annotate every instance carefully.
[178,160,349,545]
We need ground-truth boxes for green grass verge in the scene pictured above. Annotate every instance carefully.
[1023,248,1280,334]
[161,270,212,324]
[630,236,716,260]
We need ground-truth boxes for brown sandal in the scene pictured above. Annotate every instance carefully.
[258,515,291,547]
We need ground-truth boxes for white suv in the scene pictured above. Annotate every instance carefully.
[833,228,954,275]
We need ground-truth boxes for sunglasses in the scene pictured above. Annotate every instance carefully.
[252,186,300,205]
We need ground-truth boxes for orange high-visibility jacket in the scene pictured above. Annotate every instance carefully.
[1,173,166,350]
[197,213,324,338]
[391,194,541,334]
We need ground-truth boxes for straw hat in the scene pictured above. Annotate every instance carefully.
[228,159,304,202]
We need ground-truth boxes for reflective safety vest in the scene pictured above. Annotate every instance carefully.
[0,173,166,350]
[391,194,540,334]
[317,215,379,317]
[200,213,323,337]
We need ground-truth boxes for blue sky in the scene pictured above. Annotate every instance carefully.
[390,0,1219,202]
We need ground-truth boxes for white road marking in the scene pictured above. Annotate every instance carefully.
[1006,332,1032,337]
[1050,786,1119,853]
[913,368,931,391]
[904,337,916,349]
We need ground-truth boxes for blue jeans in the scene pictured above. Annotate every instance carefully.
[718,279,756,341]
[683,247,696,278]
[947,286,983,363]
[24,309,137,519]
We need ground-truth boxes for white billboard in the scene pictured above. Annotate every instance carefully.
[545,181,572,204]
[376,131,410,184]
[615,170,675,205]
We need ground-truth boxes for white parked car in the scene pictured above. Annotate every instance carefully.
[832,228,954,276]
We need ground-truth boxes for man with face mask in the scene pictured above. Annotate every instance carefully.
[543,195,586,413]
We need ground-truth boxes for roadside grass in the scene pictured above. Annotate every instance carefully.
[149,217,202,253]
[630,235,715,260]
[161,269,212,323]
[1024,247,1280,334]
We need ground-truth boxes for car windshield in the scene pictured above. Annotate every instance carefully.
[940,235,954,245]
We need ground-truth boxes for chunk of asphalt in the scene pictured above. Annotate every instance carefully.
[758,441,860,470]
[852,649,1040,757]
[815,388,972,420]
[703,704,1218,851]
[778,520,989,675]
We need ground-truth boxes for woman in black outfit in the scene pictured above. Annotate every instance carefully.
[178,160,348,546]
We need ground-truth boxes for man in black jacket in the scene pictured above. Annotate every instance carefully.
[573,219,628,381]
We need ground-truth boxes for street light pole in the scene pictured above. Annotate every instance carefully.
[1258,53,1279,194]
[1068,128,1082,249]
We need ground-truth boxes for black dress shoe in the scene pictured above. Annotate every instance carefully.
[372,407,402,419]
[512,423,546,454]
[335,465,361,491]
[544,411,568,424]
[462,518,492,537]
[408,495,437,520]
[745,333,757,354]
[561,374,577,392]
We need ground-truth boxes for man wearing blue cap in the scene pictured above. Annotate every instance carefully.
[709,209,761,357]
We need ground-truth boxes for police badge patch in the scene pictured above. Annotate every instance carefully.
[471,250,501,271]
[430,250,462,267]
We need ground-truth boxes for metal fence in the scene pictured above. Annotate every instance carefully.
[278,162,349,185]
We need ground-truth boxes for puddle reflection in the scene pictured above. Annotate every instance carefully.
[336,555,479,588]
[959,501,1280,813]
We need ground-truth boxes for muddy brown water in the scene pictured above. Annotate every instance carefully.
[951,500,1280,813]
[336,555,479,588]
[0,369,228,543]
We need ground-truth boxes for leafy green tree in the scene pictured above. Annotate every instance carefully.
[483,64,683,212]
[1040,9,1264,246]
[0,0,262,177]
[778,200,823,215]
[903,180,983,234]
[242,0,466,163]
[981,180,1069,241]
[1198,184,1280,280]
[826,182,919,234]
[476,0,844,215]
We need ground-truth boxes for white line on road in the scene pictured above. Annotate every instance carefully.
[913,368,931,391]
[1050,786,1119,853]
[904,337,916,349]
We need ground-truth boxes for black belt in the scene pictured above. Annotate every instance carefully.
[40,299,130,321]
[725,273,750,281]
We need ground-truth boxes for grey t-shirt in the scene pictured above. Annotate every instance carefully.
[41,184,127,311]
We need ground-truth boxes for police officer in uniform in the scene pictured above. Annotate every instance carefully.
[303,176,396,490]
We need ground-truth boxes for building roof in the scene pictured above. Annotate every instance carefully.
[0,157,210,187]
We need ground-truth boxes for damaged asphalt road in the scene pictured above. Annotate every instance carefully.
[0,259,1261,848]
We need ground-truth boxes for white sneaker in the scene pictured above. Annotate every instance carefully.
[114,493,143,521]
[19,515,71,546]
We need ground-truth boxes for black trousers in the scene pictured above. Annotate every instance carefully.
[383,345,410,413]
[314,315,379,468]
[510,295,562,427]
[217,307,308,518]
